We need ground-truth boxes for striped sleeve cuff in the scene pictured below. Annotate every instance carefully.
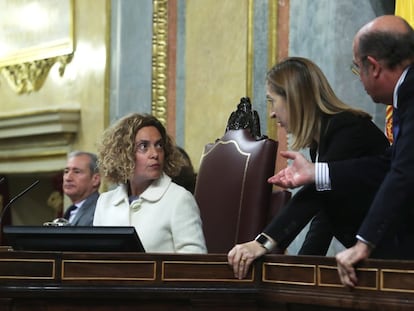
[315,162,331,191]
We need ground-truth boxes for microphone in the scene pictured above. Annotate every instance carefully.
[0,180,40,226]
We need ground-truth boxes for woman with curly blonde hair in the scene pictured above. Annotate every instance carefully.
[93,113,207,253]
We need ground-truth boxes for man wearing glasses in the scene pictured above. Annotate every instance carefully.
[270,15,414,288]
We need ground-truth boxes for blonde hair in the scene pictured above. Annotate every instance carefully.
[98,113,185,184]
[266,57,370,150]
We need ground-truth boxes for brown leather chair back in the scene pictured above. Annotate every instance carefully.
[194,129,278,253]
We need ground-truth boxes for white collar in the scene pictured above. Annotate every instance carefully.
[393,67,410,109]
[114,172,171,206]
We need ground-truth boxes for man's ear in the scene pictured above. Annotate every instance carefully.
[366,55,381,78]
[92,173,101,188]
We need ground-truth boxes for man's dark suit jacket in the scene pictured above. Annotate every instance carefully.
[263,111,389,253]
[69,191,99,226]
[327,66,414,259]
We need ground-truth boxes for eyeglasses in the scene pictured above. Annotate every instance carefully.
[350,56,368,77]
[350,62,360,76]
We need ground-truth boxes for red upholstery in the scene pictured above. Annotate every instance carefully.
[194,129,290,253]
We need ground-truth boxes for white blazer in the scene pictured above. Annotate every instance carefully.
[93,173,207,253]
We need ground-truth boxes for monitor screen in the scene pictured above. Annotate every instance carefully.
[3,225,145,252]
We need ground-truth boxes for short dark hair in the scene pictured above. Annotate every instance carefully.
[358,25,414,69]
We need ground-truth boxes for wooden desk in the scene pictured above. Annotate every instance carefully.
[0,251,413,311]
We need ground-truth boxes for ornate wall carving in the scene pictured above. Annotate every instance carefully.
[1,55,73,94]
[0,0,74,94]
[151,0,168,126]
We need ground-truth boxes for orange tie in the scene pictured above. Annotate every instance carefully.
[385,105,394,144]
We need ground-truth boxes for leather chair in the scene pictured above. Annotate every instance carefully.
[194,129,290,253]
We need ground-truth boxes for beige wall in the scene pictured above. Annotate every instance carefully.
[185,0,248,167]
[70,0,109,151]
[1,0,250,223]
[0,0,109,224]
[0,0,109,173]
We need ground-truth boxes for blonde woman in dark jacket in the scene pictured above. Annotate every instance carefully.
[228,57,389,278]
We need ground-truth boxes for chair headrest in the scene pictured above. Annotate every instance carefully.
[225,97,267,140]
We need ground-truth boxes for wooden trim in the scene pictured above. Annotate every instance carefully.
[0,252,413,310]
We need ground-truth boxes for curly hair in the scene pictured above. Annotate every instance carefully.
[98,113,186,184]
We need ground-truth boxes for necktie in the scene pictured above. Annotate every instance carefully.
[63,205,78,220]
[393,108,400,143]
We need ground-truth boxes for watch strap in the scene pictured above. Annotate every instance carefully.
[255,233,276,252]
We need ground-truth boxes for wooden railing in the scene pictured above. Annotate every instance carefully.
[0,250,413,310]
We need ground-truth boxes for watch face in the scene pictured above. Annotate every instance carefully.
[256,233,275,251]
[256,234,268,244]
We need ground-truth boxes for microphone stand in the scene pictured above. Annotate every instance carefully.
[0,180,40,245]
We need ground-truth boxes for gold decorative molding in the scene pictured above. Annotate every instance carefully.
[267,0,278,140]
[1,54,73,94]
[268,0,278,67]
[0,0,74,94]
[151,0,168,126]
[246,0,254,99]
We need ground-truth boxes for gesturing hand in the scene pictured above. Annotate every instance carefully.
[267,151,315,188]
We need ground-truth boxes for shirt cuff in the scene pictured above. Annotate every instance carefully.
[356,234,376,249]
[315,162,331,191]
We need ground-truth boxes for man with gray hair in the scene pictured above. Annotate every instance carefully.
[62,151,101,225]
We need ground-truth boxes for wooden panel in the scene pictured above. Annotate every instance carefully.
[263,262,316,285]
[381,269,414,293]
[0,258,55,280]
[162,260,253,282]
[62,259,156,281]
[0,252,413,310]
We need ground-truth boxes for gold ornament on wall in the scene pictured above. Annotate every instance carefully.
[1,54,73,94]
[151,0,168,126]
[0,0,74,94]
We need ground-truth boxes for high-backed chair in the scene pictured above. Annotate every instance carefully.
[194,129,290,253]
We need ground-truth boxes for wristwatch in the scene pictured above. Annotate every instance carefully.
[255,233,276,252]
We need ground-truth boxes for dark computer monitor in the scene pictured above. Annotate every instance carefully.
[3,225,145,252]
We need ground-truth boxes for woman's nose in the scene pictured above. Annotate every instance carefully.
[149,146,160,158]
[269,111,277,119]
